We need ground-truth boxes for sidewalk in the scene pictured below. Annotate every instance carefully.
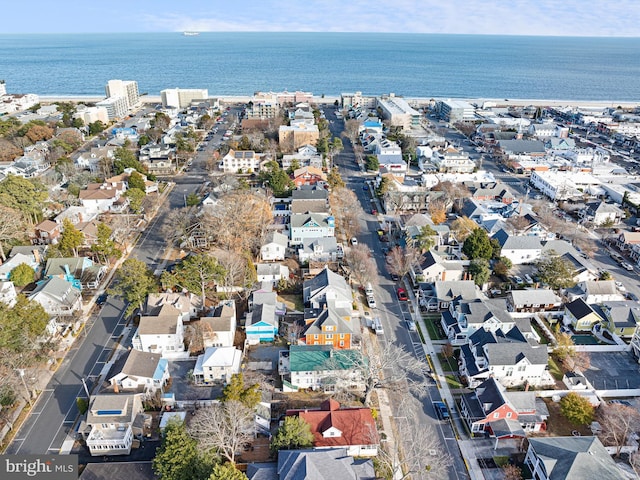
[403,277,481,480]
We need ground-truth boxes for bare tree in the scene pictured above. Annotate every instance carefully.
[376,404,453,479]
[344,244,377,288]
[506,215,531,235]
[161,207,197,248]
[327,342,432,407]
[597,403,640,457]
[386,245,421,280]
[329,187,365,240]
[215,248,256,300]
[0,204,26,261]
[502,464,523,480]
[188,400,255,465]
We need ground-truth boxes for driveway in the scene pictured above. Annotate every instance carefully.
[168,360,222,402]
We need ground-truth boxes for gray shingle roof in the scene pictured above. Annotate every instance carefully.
[492,229,542,250]
[509,289,561,306]
[277,448,374,480]
[434,280,478,303]
[527,436,624,480]
[498,139,546,154]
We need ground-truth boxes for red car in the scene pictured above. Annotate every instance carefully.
[397,288,408,301]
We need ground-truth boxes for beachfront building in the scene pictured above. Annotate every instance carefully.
[96,96,129,121]
[341,91,377,109]
[74,105,110,125]
[105,80,140,110]
[161,88,209,109]
[436,99,476,123]
[376,94,420,130]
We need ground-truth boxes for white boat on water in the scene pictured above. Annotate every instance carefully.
[183,31,200,36]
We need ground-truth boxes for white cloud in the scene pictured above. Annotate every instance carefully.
[140,0,640,36]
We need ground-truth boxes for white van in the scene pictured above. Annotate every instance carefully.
[372,318,384,335]
[365,282,374,296]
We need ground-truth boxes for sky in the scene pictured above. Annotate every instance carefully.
[4,0,640,37]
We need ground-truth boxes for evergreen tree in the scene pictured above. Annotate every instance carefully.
[270,416,314,454]
[153,420,213,480]
[462,228,494,260]
[221,373,261,408]
[209,463,247,480]
[110,258,157,316]
[10,263,35,287]
[58,218,85,257]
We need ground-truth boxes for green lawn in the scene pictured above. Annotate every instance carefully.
[548,357,563,381]
[437,353,458,372]
[532,322,550,344]
[422,314,444,340]
[445,375,463,388]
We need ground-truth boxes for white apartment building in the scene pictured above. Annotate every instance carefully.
[96,96,129,120]
[74,105,109,125]
[160,88,209,109]
[341,91,377,109]
[437,99,476,123]
[529,170,600,201]
[376,94,421,130]
[220,149,262,173]
[105,79,140,110]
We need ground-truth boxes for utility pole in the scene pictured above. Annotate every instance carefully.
[16,369,31,408]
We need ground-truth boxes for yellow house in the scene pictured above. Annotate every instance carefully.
[564,298,604,332]
[599,301,640,338]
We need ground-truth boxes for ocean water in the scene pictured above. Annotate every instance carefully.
[0,33,639,101]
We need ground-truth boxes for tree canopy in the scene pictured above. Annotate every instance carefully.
[270,415,314,453]
[161,253,225,307]
[0,294,49,353]
[0,175,48,224]
[468,258,490,286]
[58,218,84,257]
[560,392,594,426]
[153,419,213,480]
[536,251,577,290]
[221,373,261,409]
[110,258,157,316]
[10,263,35,287]
[91,222,122,264]
[462,228,495,260]
[259,160,294,197]
[209,463,247,480]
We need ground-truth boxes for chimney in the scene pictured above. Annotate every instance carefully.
[114,383,119,394]
[32,249,41,265]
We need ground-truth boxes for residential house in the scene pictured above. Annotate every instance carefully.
[563,298,605,332]
[506,289,562,313]
[579,201,623,226]
[441,297,520,346]
[463,181,514,204]
[247,448,375,480]
[33,219,61,245]
[260,231,289,261]
[246,284,285,344]
[303,266,353,310]
[108,349,169,393]
[292,166,327,187]
[298,237,341,264]
[430,280,478,311]
[131,304,185,355]
[75,145,117,172]
[566,280,625,304]
[280,345,365,393]
[615,231,640,253]
[79,181,127,213]
[413,249,464,284]
[0,281,17,307]
[287,398,379,457]
[541,239,597,283]
[497,140,546,164]
[138,144,175,175]
[44,257,106,290]
[431,146,476,173]
[598,301,640,338]
[289,213,335,245]
[290,186,330,214]
[83,393,145,456]
[200,300,237,348]
[281,144,323,170]
[492,229,542,265]
[525,436,624,480]
[460,377,548,435]
[256,263,289,285]
[459,324,549,388]
[145,292,203,324]
[220,149,262,173]
[302,301,357,349]
[28,277,82,316]
[0,252,42,281]
[193,346,242,384]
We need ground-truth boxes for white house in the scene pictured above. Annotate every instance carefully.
[146,292,202,323]
[108,349,170,393]
[298,237,341,263]
[200,300,237,348]
[0,281,17,307]
[132,304,185,355]
[28,277,82,316]
[260,231,288,261]
[193,346,242,384]
[79,181,127,213]
[83,394,144,456]
[566,280,625,304]
[220,149,262,173]
[289,213,335,246]
[492,229,542,265]
[256,263,289,285]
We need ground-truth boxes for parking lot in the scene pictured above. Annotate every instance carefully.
[168,360,222,402]
[583,351,640,390]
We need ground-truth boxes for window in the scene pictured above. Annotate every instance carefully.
[314,334,319,339]
[339,341,344,347]
[326,334,333,339]
[493,412,499,418]
[506,412,512,418]
[325,326,334,332]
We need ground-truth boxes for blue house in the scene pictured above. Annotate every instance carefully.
[44,257,106,290]
[245,283,286,344]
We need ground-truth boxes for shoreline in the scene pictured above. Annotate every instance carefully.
[37,94,638,109]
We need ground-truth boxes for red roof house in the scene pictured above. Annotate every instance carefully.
[287,398,379,457]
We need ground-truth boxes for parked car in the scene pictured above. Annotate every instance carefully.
[366,295,377,309]
[513,276,524,285]
[96,293,108,306]
[350,237,358,246]
[372,318,384,335]
[406,319,417,332]
[389,272,399,281]
[626,292,639,301]
[397,288,408,301]
[622,262,634,271]
[524,274,534,284]
[615,281,626,291]
[433,401,450,420]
